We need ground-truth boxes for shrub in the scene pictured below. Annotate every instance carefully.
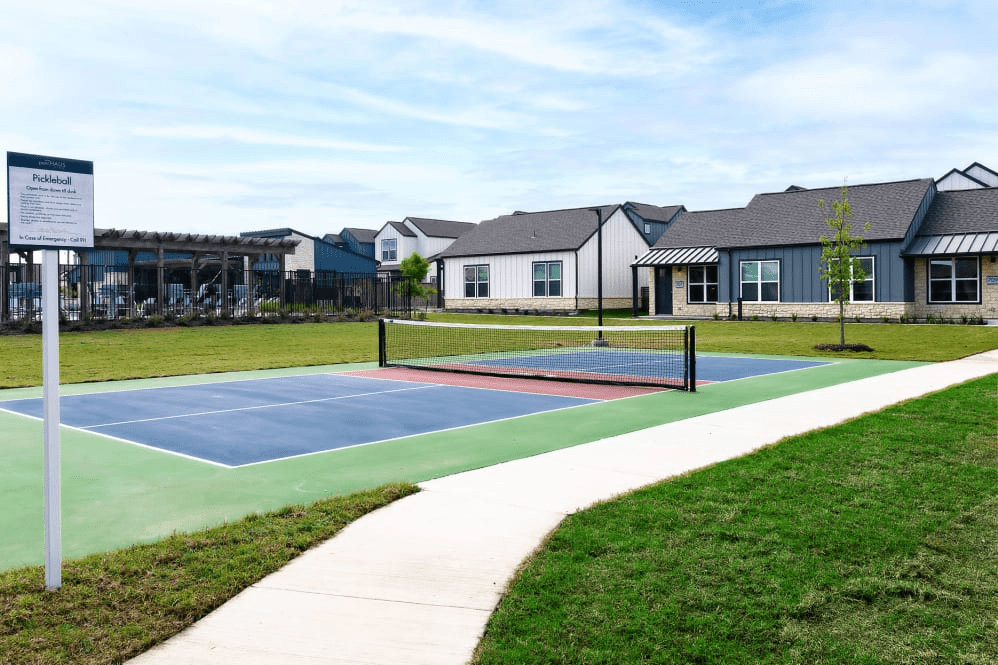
[790,313,798,322]
[811,315,818,322]
[751,314,759,321]
[712,312,720,321]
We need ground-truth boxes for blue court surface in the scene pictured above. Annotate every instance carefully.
[696,354,830,382]
[0,374,596,468]
[470,350,829,383]
[0,355,830,469]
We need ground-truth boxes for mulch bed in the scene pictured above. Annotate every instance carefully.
[813,343,875,352]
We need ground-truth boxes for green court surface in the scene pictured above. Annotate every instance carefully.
[0,356,925,570]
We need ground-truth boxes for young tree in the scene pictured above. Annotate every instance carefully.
[818,184,871,346]
[398,252,437,312]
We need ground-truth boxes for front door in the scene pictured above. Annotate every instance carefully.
[655,266,672,315]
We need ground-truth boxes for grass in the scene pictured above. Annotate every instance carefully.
[2,315,996,387]
[0,321,376,388]
[426,313,998,362]
[0,320,995,663]
[473,376,998,665]
[0,482,418,665]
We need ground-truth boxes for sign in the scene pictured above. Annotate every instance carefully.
[7,151,94,249]
[986,276,998,285]
[675,281,684,288]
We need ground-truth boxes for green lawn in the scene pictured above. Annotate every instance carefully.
[473,375,998,664]
[1,316,996,388]
[0,320,995,664]
[0,484,417,665]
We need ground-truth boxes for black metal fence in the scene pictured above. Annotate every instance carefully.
[2,264,413,323]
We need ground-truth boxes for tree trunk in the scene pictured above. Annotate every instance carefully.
[839,299,845,346]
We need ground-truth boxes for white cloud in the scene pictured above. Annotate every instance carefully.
[131,125,406,152]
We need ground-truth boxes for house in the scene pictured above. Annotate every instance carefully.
[903,186,998,320]
[634,179,938,320]
[373,217,477,277]
[339,227,378,259]
[240,228,377,275]
[635,172,998,321]
[437,202,683,312]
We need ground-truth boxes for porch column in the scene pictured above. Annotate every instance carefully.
[279,254,287,309]
[156,247,165,314]
[128,250,137,317]
[221,250,230,314]
[79,251,90,321]
[190,252,201,312]
[631,265,639,318]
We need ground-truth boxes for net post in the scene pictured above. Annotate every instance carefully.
[378,319,387,367]
[688,325,696,392]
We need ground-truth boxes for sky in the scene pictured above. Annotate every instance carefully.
[0,0,994,238]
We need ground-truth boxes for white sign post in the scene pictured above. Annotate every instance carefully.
[7,152,94,590]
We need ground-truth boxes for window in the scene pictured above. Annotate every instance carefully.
[687,264,718,303]
[532,261,562,297]
[928,257,979,303]
[643,222,652,235]
[464,265,489,298]
[381,238,396,262]
[828,257,875,302]
[740,260,779,302]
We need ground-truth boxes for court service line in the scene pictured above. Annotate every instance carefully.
[81,385,439,429]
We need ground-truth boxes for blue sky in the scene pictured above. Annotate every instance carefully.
[1,0,994,237]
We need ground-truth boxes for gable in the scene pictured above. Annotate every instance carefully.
[965,162,998,187]
[936,168,987,191]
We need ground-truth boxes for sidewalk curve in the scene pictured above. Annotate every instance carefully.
[129,351,998,665]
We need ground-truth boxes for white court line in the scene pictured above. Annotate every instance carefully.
[81,384,438,429]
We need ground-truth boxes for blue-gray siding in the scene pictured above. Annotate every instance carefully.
[340,230,376,259]
[314,242,377,273]
[718,241,911,303]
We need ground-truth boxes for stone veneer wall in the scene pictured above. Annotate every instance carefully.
[912,257,998,320]
[647,261,998,320]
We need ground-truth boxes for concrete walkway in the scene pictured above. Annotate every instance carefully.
[130,351,998,665]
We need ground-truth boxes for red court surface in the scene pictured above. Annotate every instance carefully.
[344,367,666,400]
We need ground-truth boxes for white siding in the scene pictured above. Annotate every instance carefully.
[937,171,985,191]
[374,226,416,264]
[445,252,577,300]
[576,208,650,297]
[966,164,998,187]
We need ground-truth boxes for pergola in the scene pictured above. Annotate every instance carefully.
[1,223,299,321]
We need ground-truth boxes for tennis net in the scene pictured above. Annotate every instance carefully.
[378,319,696,391]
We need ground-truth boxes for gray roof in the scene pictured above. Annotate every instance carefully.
[405,217,476,238]
[342,227,377,243]
[916,188,998,235]
[623,202,684,223]
[439,205,619,257]
[653,179,934,250]
[387,221,416,237]
[649,207,752,250]
[322,233,343,244]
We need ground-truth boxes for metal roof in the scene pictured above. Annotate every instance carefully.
[903,232,998,256]
[633,246,718,266]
